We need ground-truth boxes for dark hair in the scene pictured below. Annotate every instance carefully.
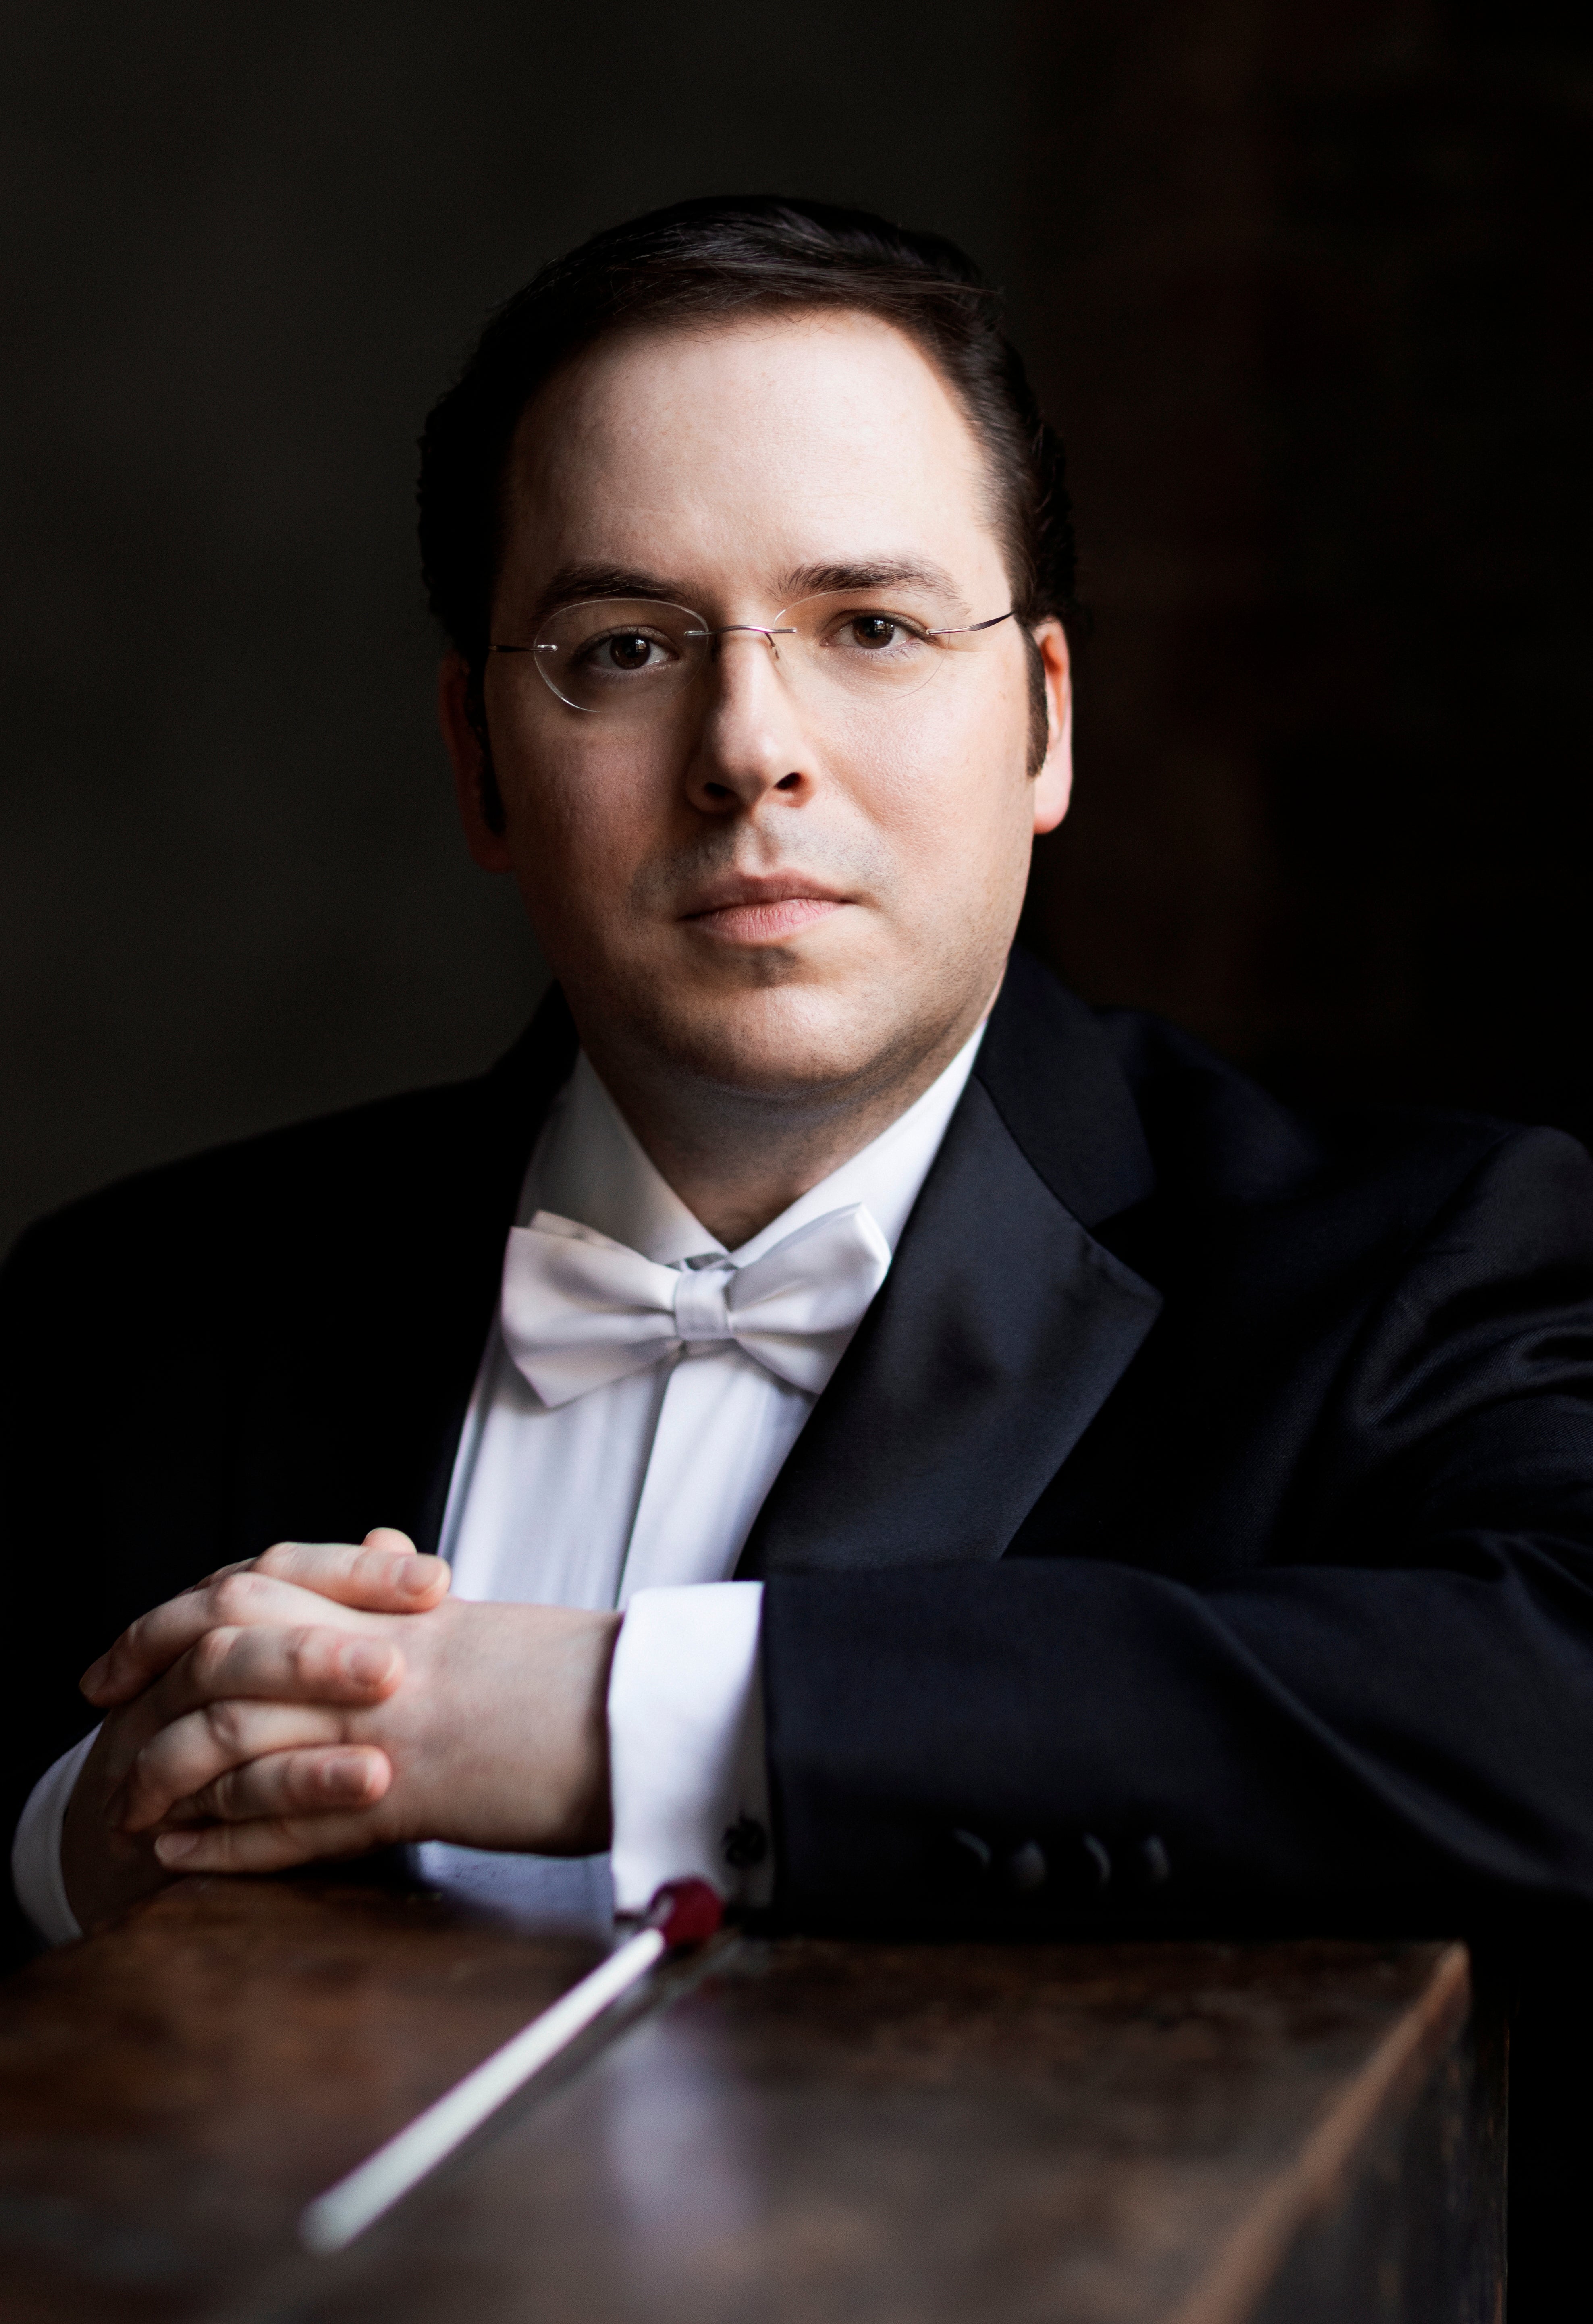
[418,195,1075,813]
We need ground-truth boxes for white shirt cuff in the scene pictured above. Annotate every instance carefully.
[607,1581,772,1915]
[11,1727,98,1948]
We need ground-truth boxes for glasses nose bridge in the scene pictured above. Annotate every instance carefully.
[690,619,808,773]
[698,620,796,666]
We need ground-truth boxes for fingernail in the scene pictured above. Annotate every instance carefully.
[343,1641,393,1684]
[322,1753,374,1798]
[156,1832,200,1865]
[79,1654,109,1696]
[396,1557,444,1595]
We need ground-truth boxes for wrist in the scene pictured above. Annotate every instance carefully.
[417,1600,623,1855]
[550,1608,621,1853]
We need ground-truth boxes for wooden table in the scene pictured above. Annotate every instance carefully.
[0,1876,1503,2324]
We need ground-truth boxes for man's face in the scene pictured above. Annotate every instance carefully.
[447,311,1071,1108]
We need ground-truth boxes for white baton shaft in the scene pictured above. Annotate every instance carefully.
[299,1878,723,2255]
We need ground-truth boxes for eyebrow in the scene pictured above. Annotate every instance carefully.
[774,558,968,609]
[525,563,685,627]
[521,555,971,631]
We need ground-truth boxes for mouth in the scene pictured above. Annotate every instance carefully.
[680,876,850,944]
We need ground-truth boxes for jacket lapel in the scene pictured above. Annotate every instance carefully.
[737,953,1163,1577]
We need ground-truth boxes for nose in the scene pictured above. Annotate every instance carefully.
[683,626,813,815]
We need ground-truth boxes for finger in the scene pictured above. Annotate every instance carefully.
[184,1536,426,1598]
[82,1566,406,1707]
[105,1621,404,1807]
[154,1807,390,1876]
[178,1541,429,1597]
[163,1745,391,1828]
[251,1533,449,1615]
[183,1558,261,1594]
[83,1567,320,1705]
[116,1696,357,1832]
[161,1623,403,1728]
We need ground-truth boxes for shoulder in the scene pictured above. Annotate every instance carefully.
[985,950,1590,1245]
[4,1074,474,1286]
[1081,1005,1593,1322]
[0,1004,570,1322]
[1050,1002,1593,1463]
[1098,1001,1586,1218]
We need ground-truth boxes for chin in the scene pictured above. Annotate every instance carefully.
[642,975,932,1103]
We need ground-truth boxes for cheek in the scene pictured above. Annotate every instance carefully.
[496,731,665,897]
[835,678,1031,888]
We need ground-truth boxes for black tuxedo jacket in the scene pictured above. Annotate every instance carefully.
[4,949,1593,1966]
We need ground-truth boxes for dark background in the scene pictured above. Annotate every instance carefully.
[2,0,1588,1257]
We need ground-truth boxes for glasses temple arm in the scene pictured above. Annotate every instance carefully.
[927,610,1018,640]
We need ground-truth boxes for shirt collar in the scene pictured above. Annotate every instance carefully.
[523,1019,989,1268]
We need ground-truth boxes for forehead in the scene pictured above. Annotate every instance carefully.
[500,311,1006,601]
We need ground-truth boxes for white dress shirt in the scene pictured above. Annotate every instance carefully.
[12,1023,984,1944]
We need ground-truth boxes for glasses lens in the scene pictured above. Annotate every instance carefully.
[778,593,954,703]
[532,599,705,714]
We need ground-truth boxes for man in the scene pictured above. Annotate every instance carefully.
[4,199,1593,1996]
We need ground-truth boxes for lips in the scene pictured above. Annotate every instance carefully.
[681,878,849,944]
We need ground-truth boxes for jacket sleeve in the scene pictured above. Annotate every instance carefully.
[0,1216,93,1967]
[0,1189,222,1970]
[759,1127,1593,1931]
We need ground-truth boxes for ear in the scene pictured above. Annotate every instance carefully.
[1029,618,1073,835]
[439,652,513,872]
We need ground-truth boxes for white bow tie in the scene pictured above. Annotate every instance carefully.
[499,1203,893,1408]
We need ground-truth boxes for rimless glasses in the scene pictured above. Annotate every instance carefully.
[490,593,1017,718]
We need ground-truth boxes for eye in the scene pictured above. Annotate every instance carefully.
[825,608,933,656]
[572,626,678,678]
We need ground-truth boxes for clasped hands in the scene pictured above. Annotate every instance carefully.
[61,1531,621,1931]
